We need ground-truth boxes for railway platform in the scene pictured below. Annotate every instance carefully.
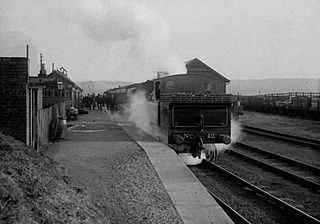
[44,109,233,224]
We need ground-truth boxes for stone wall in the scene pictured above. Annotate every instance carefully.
[0,57,28,143]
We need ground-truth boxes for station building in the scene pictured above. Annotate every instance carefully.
[29,56,83,110]
[0,51,82,149]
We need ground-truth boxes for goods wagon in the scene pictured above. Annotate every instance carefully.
[240,92,320,120]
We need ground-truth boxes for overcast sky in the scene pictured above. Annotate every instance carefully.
[0,0,319,82]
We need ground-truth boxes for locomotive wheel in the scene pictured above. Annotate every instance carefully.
[203,144,217,163]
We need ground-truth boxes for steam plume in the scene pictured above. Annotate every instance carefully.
[230,120,243,143]
[77,0,185,75]
[215,119,243,152]
[126,91,151,132]
[0,0,184,81]
[125,91,161,139]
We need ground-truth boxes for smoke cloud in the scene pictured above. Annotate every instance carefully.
[126,91,151,132]
[125,91,162,139]
[214,120,243,152]
[77,0,185,76]
[230,119,243,143]
[0,0,185,81]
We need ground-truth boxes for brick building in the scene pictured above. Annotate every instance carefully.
[30,63,83,110]
[0,50,84,149]
[0,57,43,145]
[45,68,83,110]
[0,57,29,142]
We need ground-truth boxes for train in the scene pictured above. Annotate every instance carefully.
[104,58,242,162]
[240,92,320,120]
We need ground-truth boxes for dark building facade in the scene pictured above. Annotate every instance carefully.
[0,57,28,143]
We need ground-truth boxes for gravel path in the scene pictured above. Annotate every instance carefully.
[44,110,183,224]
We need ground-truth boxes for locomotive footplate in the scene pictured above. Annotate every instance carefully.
[171,131,231,145]
[170,130,231,162]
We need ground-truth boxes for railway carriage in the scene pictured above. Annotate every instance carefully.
[104,58,234,161]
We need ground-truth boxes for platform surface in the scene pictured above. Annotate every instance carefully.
[46,109,234,224]
[116,115,234,224]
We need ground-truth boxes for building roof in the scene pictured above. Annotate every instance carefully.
[47,70,76,86]
[47,70,83,91]
[29,70,83,92]
[185,58,230,83]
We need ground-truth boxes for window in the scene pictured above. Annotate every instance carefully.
[172,105,228,127]
[155,81,160,100]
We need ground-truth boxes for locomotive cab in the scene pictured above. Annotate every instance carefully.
[170,104,231,145]
[155,58,232,162]
[160,93,232,162]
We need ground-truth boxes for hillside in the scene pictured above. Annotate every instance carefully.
[0,133,109,223]
[227,78,320,95]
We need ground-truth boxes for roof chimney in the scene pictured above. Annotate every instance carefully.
[59,67,68,77]
[52,63,54,72]
[38,53,47,77]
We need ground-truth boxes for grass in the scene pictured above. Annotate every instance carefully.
[0,133,110,224]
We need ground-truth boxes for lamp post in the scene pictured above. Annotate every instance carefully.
[75,88,79,108]
[57,81,67,139]
[57,81,63,115]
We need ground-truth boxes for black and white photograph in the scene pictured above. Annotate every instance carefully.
[1,0,319,223]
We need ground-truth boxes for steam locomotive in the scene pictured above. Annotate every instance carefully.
[104,58,238,162]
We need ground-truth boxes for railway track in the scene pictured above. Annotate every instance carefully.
[242,125,320,148]
[206,188,251,224]
[232,142,320,191]
[201,161,320,224]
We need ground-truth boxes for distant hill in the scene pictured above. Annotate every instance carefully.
[77,80,132,95]
[77,78,320,95]
[227,78,320,95]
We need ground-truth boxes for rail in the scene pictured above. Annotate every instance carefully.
[235,142,320,174]
[231,143,320,191]
[206,188,251,224]
[242,125,320,148]
[202,161,320,224]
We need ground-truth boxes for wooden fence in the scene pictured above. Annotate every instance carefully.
[36,102,66,150]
